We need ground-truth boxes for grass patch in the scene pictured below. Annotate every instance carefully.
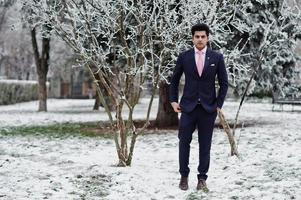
[0,122,113,138]
[72,173,111,198]
[0,119,181,138]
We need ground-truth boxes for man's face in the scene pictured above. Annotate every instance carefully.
[192,31,208,50]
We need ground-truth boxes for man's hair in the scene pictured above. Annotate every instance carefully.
[191,23,210,37]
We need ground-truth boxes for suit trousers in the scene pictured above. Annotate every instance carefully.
[178,104,217,180]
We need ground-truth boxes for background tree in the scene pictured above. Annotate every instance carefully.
[0,0,36,80]
[227,0,301,98]
[224,0,301,135]
[20,0,58,111]
[43,0,168,166]
[1,0,75,85]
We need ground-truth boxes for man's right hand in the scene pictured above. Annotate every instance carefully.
[171,102,181,113]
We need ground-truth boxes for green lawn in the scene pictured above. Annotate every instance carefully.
[0,122,113,138]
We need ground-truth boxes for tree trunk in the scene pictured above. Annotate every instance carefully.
[37,74,47,111]
[156,81,178,128]
[93,96,100,110]
[31,27,50,112]
[92,72,116,111]
[0,8,7,32]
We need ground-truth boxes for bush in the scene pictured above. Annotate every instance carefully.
[0,80,39,105]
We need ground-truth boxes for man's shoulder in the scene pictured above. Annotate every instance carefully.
[178,48,193,57]
[208,49,225,61]
[209,49,223,57]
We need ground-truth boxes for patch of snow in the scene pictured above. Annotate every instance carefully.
[0,79,37,85]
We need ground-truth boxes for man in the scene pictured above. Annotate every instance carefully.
[169,23,228,191]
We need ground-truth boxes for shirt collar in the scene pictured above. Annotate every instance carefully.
[194,45,207,54]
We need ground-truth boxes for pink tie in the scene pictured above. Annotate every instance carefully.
[197,51,204,77]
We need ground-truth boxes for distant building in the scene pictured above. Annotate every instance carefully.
[49,68,96,99]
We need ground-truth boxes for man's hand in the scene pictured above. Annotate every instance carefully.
[171,102,181,113]
[217,107,221,113]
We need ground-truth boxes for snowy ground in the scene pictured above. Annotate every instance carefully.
[0,98,300,200]
[0,98,156,128]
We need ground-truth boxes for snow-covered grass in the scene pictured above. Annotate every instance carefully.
[0,98,157,128]
[0,98,300,199]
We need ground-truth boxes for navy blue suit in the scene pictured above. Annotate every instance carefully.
[169,47,228,180]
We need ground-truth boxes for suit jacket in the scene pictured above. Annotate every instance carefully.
[169,47,228,113]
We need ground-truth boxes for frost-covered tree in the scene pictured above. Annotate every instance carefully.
[1,0,74,84]
[0,0,29,79]
[220,0,301,136]
[0,0,15,30]
[19,0,60,111]
[227,0,301,98]
[46,0,172,166]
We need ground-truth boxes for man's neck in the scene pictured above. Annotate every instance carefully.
[194,45,207,52]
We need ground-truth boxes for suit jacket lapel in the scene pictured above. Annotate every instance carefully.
[188,48,199,76]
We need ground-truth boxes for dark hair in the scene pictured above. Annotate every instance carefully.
[191,23,210,37]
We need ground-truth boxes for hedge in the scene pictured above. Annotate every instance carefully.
[0,80,39,105]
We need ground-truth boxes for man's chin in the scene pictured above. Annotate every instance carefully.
[197,45,204,49]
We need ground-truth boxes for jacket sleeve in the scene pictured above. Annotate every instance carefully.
[216,54,228,108]
[169,53,184,103]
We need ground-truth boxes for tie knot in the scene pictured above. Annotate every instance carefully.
[197,50,204,55]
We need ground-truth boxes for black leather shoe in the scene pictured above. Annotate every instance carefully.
[179,176,188,190]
